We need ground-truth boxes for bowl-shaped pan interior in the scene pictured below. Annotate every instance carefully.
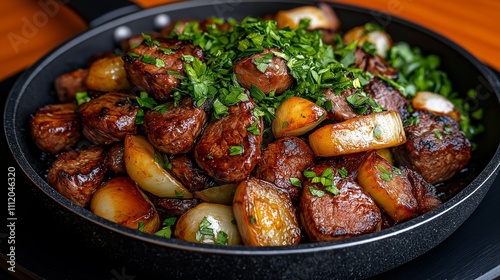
[4,0,500,278]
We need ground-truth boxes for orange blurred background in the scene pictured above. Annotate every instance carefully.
[0,0,499,82]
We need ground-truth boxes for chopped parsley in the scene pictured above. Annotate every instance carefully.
[289,178,302,187]
[154,217,177,238]
[75,91,90,106]
[377,164,393,182]
[387,42,483,141]
[229,145,244,156]
[165,16,356,123]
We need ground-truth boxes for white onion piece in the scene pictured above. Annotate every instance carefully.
[275,5,339,31]
[175,203,241,245]
[194,184,238,205]
[343,26,393,58]
[272,96,326,138]
[308,111,406,157]
[90,177,160,233]
[412,91,461,122]
[124,134,192,198]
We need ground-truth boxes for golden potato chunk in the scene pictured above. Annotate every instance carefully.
[232,177,301,246]
[86,56,131,92]
[308,111,406,157]
[357,151,417,222]
[272,96,326,138]
[90,177,160,234]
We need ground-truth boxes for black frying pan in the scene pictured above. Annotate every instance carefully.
[4,0,500,279]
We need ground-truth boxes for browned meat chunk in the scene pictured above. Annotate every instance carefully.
[149,196,201,218]
[254,136,315,202]
[30,103,80,154]
[123,38,204,102]
[194,98,263,183]
[403,167,442,214]
[234,48,293,95]
[143,97,207,154]
[354,47,398,80]
[169,155,217,192]
[364,78,410,122]
[299,163,382,242]
[54,69,88,103]
[315,151,371,178]
[107,141,126,175]
[78,91,139,145]
[392,110,472,184]
[47,146,108,207]
[324,87,358,122]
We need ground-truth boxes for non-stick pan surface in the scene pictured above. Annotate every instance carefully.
[4,0,500,279]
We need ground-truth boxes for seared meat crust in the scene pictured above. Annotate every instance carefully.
[30,103,80,154]
[47,146,108,207]
[254,136,315,202]
[78,91,139,146]
[392,110,472,184]
[123,38,204,102]
[194,98,263,183]
[143,97,207,155]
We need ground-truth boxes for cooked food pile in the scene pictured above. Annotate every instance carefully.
[30,4,480,246]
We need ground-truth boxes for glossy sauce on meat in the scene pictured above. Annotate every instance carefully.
[169,155,217,192]
[354,47,398,80]
[47,146,108,207]
[54,69,88,103]
[392,110,472,184]
[123,38,204,102]
[364,78,410,122]
[143,97,207,154]
[299,163,382,242]
[234,48,293,94]
[254,136,315,202]
[194,98,263,183]
[78,91,139,145]
[30,103,80,154]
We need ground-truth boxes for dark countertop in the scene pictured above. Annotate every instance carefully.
[1,71,499,280]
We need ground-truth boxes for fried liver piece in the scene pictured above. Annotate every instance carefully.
[78,91,139,146]
[234,48,293,95]
[194,98,263,183]
[47,146,108,207]
[123,38,204,102]
[143,97,207,155]
[30,103,80,154]
[392,110,472,184]
[54,68,88,103]
[299,163,382,242]
[254,136,315,202]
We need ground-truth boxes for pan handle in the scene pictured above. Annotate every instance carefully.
[66,0,142,28]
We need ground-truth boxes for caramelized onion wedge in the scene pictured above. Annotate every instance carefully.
[175,202,242,245]
[90,177,161,233]
[344,26,393,58]
[357,151,417,222]
[232,177,301,246]
[275,5,339,31]
[309,111,406,157]
[124,134,192,198]
[412,91,461,122]
[86,56,131,92]
[272,96,326,138]
[194,184,238,205]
